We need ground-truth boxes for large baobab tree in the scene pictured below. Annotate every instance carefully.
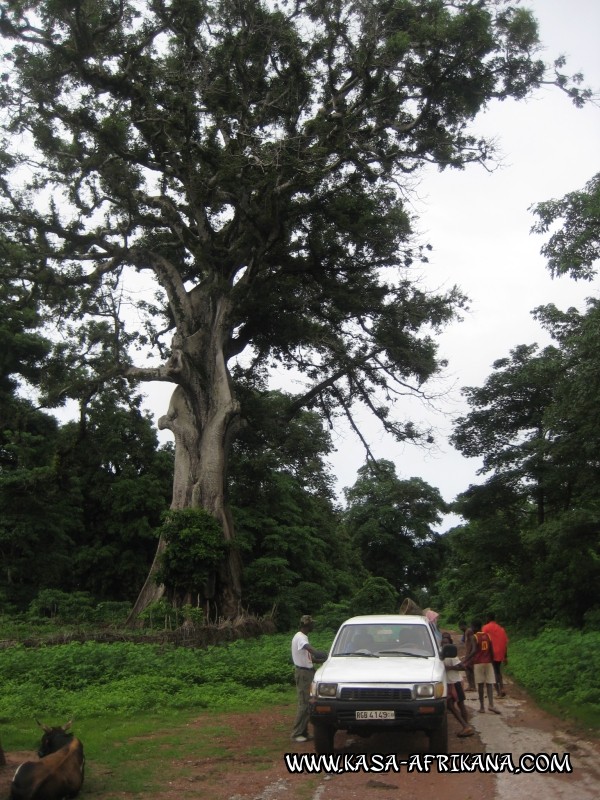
[0,0,571,617]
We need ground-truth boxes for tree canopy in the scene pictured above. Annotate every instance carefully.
[450,341,565,524]
[344,459,446,597]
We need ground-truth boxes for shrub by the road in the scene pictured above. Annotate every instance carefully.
[0,630,333,721]
[508,628,600,727]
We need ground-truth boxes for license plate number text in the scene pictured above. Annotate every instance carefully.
[355,710,395,720]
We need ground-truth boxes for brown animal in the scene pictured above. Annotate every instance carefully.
[10,721,84,800]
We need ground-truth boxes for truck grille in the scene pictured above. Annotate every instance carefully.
[340,687,413,701]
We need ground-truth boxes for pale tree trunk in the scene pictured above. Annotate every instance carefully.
[126,537,167,624]
[159,382,243,617]
[128,293,243,623]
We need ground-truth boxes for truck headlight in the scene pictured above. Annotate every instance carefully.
[317,683,338,698]
[416,684,434,698]
[416,682,445,699]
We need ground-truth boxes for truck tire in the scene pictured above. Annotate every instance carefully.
[428,714,448,754]
[313,722,335,754]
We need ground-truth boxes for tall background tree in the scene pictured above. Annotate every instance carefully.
[0,0,574,618]
[0,254,64,607]
[228,391,359,628]
[437,173,600,629]
[344,459,446,600]
[450,342,565,525]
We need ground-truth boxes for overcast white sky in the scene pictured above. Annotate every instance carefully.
[148,0,600,526]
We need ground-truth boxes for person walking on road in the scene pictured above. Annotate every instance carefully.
[291,615,327,742]
[483,613,509,698]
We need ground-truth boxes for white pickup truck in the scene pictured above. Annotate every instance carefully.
[309,613,452,754]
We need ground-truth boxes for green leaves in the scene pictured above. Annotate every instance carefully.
[508,629,600,724]
[344,460,446,597]
[157,508,226,595]
[348,576,398,616]
[531,173,600,280]
[451,343,564,478]
[0,632,334,719]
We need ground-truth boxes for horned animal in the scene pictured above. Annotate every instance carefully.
[10,720,84,800]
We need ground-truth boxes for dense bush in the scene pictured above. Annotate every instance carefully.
[0,630,334,721]
[508,628,600,725]
[317,600,352,631]
[28,590,97,623]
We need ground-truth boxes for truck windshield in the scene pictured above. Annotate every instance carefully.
[332,623,435,658]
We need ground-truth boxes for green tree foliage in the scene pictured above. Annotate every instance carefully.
[0,258,75,607]
[0,309,173,609]
[531,172,600,280]
[344,460,446,597]
[56,394,174,601]
[348,576,398,616]
[0,255,51,406]
[451,343,566,524]
[157,508,226,606]
[434,506,531,626]
[229,392,361,628]
[443,303,600,629]
[0,0,558,617]
[535,301,600,499]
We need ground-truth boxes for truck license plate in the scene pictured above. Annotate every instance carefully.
[355,710,395,720]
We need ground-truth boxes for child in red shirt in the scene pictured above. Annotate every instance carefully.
[464,620,500,715]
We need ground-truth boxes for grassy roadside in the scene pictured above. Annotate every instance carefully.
[0,629,331,797]
[81,711,266,797]
[2,705,303,799]
[506,628,600,732]
[0,630,333,741]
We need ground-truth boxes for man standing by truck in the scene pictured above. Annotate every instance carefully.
[290,615,327,742]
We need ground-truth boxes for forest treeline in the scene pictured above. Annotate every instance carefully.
[3,268,600,632]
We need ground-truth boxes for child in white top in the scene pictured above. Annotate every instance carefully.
[442,632,474,738]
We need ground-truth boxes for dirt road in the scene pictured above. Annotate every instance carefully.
[1,674,598,799]
[257,673,600,800]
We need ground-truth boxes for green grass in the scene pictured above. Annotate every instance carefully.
[507,627,600,730]
[30,711,244,798]
[0,629,320,798]
[78,707,300,797]
[85,714,234,794]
